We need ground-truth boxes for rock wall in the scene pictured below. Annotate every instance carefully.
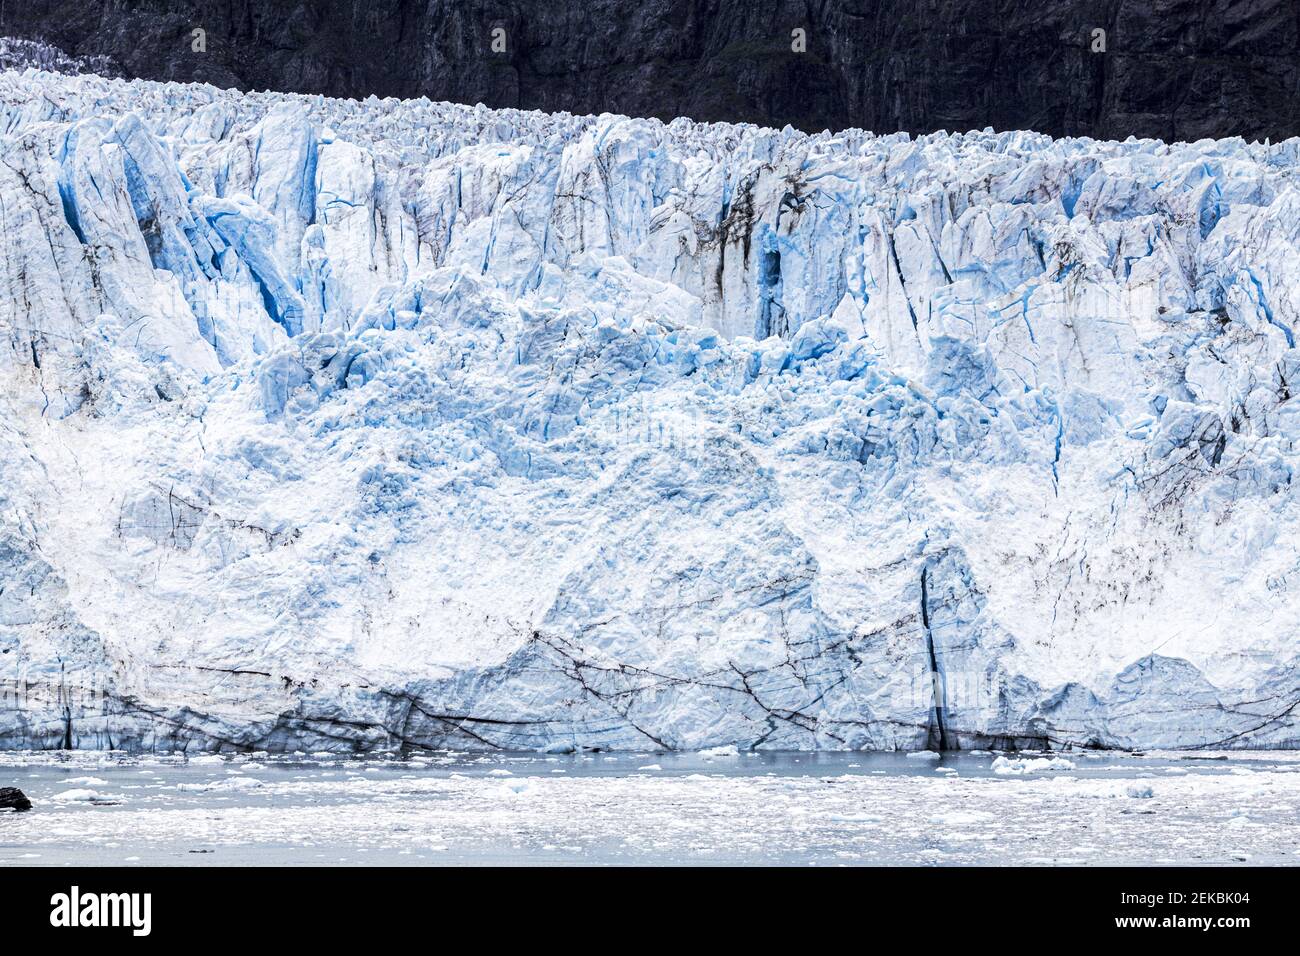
[3,0,1299,140]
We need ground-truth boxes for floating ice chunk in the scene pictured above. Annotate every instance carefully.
[698,745,739,758]
[928,810,994,826]
[177,776,263,792]
[823,812,885,824]
[51,789,103,801]
[489,778,538,797]
[991,756,1077,775]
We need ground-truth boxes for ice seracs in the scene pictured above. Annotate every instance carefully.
[0,68,1298,752]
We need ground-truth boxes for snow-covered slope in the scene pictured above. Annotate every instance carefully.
[1,69,1297,752]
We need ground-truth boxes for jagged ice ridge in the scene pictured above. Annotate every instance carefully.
[1,68,1298,752]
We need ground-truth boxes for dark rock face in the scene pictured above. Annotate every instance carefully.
[3,1,1298,141]
[0,786,32,811]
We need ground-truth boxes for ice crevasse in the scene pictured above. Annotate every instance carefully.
[0,68,1297,752]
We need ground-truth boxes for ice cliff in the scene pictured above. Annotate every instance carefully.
[1,68,1298,752]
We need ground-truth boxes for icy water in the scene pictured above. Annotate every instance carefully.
[1,749,1298,866]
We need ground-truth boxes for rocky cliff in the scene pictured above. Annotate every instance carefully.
[2,0,1298,141]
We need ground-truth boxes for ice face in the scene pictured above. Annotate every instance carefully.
[1,68,1297,752]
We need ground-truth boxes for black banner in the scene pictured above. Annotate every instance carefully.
[1,866,1289,943]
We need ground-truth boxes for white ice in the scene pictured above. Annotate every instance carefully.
[0,68,1298,752]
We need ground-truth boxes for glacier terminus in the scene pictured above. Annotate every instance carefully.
[1,68,1298,754]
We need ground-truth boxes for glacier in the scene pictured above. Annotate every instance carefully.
[0,68,1298,753]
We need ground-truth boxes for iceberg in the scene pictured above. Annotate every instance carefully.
[0,68,1297,752]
